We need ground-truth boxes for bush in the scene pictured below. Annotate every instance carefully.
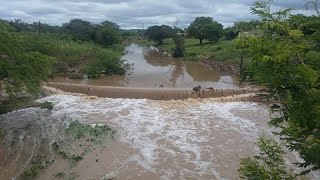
[86,48,128,78]
[238,138,295,179]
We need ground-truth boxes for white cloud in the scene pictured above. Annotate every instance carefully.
[0,0,312,29]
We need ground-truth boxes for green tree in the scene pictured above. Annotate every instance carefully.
[101,20,120,30]
[204,21,224,43]
[64,19,95,41]
[238,0,320,175]
[145,25,173,44]
[95,21,121,46]
[85,48,127,78]
[235,20,261,32]
[187,17,223,44]
[0,19,15,32]
[224,26,238,40]
[0,32,54,99]
[239,138,295,180]
[9,19,29,32]
[171,35,185,58]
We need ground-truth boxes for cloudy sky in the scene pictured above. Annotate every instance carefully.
[0,0,315,29]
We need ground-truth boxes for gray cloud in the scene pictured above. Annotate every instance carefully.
[0,0,313,29]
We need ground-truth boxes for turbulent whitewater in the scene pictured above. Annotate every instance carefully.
[0,93,318,179]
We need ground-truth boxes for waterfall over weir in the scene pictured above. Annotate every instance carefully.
[48,82,261,100]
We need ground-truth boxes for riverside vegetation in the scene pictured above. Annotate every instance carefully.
[1,0,320,179]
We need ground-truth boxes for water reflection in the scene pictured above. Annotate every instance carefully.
[52,44,240,88]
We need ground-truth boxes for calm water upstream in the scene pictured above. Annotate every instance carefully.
[52,44,240,89]
[2,45,318,180]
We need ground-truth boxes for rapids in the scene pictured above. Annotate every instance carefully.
[1,92,318,179]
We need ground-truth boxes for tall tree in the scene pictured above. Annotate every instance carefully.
[145,25,173,44]
[204,21,224,43]
[235,20,260,32]
[238,0,320,175]
[95,21,121,46]
[188,17,223,44]
[64,19,95,41]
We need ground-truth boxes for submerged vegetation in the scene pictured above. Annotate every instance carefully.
[18,118,116,179]
[0,0,320,179]
[38,101,54,111]
[21,155,53,180]
[66,121,115,141]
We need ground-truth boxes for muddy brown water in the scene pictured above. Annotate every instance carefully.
[1,45,318,179]
[51,44,243,89]
[0,93,319,179]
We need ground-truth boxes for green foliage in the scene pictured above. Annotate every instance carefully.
[0,19,15,32]
[239,0,320,175]
[66,121,115,140]
[224,26,238,40]
[95,23,121,46]
[0,31,54,99]
[205,21,224,43]
[235,20,261,32]
[51,142,83,163]
[85,48,127,78]
[38,101,54,111]
[21,155,52,180]
[239,138,295,180]
[155,38,245,63]
[171,35,185,58]
[187,17,224,44]
[64,19,95,41]
[145,25,174,44]
[101,20,120,30]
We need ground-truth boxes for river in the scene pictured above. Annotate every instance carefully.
[0,44,319,179]
[51,44,241,89]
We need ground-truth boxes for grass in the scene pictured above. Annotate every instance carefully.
[141,37,251,65]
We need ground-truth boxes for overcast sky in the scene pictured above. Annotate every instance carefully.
[0,0,315,29]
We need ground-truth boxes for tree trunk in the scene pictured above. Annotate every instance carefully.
[200,38,203,44]
[240,52,244,75]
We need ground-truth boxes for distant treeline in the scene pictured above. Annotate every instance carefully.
[1,18,144,45]
[0,18,133,99]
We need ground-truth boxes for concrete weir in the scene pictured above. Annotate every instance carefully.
[48,82,261,100]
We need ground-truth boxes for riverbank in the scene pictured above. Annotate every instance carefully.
[139,37,250,65]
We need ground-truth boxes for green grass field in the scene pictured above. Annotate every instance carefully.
[143,38,250,65]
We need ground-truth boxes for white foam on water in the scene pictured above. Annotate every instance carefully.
[1,94,313,179]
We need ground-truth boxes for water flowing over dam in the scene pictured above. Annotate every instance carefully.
[49,44,256,100]
[1,93,318,179]
[1,44,319,179]
[48,82,261,100]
